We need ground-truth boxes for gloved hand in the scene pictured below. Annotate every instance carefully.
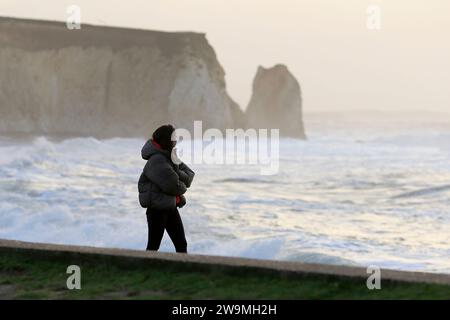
[176,194,186,208]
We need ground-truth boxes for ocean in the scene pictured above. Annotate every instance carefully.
[1,112,449,273]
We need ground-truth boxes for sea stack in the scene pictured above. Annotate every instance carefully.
[245,64,306,138]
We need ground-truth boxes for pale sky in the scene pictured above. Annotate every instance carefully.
[1,0,450,112]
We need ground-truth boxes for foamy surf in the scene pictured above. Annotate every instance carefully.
[0,129,449,274]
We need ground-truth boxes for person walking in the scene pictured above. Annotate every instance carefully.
[138,124,194,253]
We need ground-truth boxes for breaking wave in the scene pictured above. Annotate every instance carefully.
[0,131,450,273]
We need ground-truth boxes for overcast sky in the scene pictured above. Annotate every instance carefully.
[1,0,450,112]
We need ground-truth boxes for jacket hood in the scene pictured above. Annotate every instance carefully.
[141,139,171,160]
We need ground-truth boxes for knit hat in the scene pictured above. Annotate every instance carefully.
[152,124,176,151]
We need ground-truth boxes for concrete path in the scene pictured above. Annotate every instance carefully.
[1,239,449,285]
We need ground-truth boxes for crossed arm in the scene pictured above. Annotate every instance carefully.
[145,156,187,196]
[177,162,195,188]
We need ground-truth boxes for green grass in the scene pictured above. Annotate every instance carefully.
[0,250,449,299]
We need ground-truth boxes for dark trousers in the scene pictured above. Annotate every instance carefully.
[146,207,187,253]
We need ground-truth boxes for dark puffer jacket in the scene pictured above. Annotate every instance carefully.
[138,139,195,209]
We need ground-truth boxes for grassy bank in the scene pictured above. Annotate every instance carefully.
[0,250,449,299]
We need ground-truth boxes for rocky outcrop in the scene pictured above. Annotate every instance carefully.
[0,17,305,138]
[246,65,305,138]
[0,17,244,137]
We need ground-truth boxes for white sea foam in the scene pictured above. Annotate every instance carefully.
[1,119,450,273]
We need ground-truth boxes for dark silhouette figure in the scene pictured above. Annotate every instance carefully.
[138,125,194,253]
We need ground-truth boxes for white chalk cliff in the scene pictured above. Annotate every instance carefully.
[0,17,244,137]
[0,17,303,138]
[246,65,305,138]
